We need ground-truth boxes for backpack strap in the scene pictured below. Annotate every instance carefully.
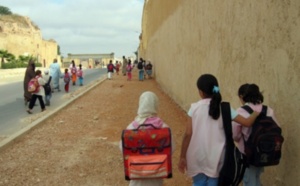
[46,76,52,85]
[241,105,254,114]
[261,105,268,116]
[242,105,267,116]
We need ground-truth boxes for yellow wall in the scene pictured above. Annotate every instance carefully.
[141,0,300,185]
[0,16,58,67]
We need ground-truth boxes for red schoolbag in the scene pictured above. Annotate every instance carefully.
[121,124,172,180]
[77,70,83,77]
[108,64,114,71]
[28,77,39,93]
[64,73,70,83]
[126,65,132,72]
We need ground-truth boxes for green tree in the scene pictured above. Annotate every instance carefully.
[0,49,14,68]
[0,6,12,15]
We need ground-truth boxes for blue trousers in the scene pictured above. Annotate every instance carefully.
[243,165,263,186]
[45,92,52,105]
[78,77,83,85]
[193,173,218,186]
[138,70,144,81]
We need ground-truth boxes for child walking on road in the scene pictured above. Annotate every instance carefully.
[43,69,52,106]
[27,70,46,114]
[70,60,77,86]
[126,60,133,81]
[77,64,83,86]
[107,60,115,80]
[178,74,259,186]
[64,68,71,93]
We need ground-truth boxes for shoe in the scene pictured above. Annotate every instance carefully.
[27,110,33,114]
[41,108,46,112]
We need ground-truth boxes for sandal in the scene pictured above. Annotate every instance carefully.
[27,110,32,114]
[41,109,46,112]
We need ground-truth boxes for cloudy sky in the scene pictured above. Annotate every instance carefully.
[1,0,144,58]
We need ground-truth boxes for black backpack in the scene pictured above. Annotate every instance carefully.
[43,76,52,95]
[218,102,247,186]
[242,105,284,167]
[137,62,143,69]
[146,64,152,70]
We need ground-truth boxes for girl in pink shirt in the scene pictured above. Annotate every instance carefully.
[178,74,259,186]
[126,60,133,81]
[232,84,279,186]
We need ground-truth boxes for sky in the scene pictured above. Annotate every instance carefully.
[1,0,144,58]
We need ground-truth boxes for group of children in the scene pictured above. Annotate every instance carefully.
[26,63,84,114]
[121,74,278,186]
[106,58,153,81]
[64,63,84,92]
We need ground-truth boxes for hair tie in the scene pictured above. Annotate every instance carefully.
[212,86,220,93]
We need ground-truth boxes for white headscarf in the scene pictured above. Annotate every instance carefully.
[134,91,159,125]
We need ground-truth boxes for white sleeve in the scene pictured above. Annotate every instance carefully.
[38,77,46,86]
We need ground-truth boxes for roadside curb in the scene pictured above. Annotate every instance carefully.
[0,76,107,153]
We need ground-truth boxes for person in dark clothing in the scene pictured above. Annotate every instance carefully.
[107,60,115,80]
[23,59,36,105]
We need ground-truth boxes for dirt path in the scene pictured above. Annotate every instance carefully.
[0,69,193,186]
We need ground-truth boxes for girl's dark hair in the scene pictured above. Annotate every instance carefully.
[35,70,41,76]
[197,74,222,120]
[238,83,264,104]
[65,68,68,73]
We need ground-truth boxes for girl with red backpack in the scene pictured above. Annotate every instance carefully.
[26,70,46,114]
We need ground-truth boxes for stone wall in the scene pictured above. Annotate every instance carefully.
[0,15,58,67]
[140,0,300,185]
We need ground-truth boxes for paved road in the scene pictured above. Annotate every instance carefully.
[0,68,108,136]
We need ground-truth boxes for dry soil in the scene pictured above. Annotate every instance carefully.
[0,69,193,186]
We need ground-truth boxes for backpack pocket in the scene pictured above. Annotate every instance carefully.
[252,134,284,166]
[128,154,168,179]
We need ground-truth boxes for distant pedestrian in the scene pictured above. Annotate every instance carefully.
[26,70,46,114]
[107,60,115,80]
[143,59,147,79]
[69,60,77,86]
[63,68,71,93]
[115,61,120,75]
[122,56,128,76]
[145,61,153,79]
[43,69,52,106]
[77,64,84,86]
[137,58,144,81]
[126,60,133,81]
[23,59,36,105]
[49,58,62,92]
